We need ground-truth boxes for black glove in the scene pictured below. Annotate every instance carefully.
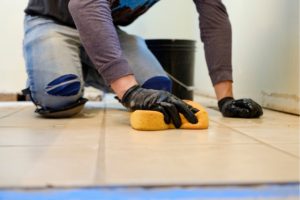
[120,85,199,128]
[218,97,263,118]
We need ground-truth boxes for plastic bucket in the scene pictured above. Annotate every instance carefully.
[146,39,196,100]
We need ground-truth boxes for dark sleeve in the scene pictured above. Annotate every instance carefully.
[68,0,133,85]
[193,0,233,85]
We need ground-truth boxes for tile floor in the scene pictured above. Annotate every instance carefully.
[0,95,299,189]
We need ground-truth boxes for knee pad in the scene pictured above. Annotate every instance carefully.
[22,88,87,118]
[142,76,172,92]
[35,97,88,118]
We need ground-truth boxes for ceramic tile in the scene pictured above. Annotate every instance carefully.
[235,127,299,144]
[273,144,299,157]
[207,108,299,129]
[206,107,299,157]
[98,143,299,186]
[0,126,102,146]
[0,146,98,188]
[0,100,299,188]
[94,109,299,186]
[102,110,258,146]
[0,103,104,128]
[0,106,25,119]
[204,104,300,148]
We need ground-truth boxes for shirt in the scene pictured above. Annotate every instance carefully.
[25,0,233,86]
[25,0,159,27]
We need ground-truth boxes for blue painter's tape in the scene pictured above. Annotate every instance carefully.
[0,184,299,200]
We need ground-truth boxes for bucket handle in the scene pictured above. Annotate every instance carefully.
[165,71,195,92]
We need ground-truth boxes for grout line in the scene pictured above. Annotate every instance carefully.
[209,118,300,159]
[0,145,99,148]
[0,106,29,119]
[93,94,107,185]
[0,182,299,190]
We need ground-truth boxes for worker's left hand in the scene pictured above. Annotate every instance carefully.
[218,97,263,118]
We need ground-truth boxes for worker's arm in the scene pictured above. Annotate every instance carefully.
[68,0,133,86]
[68,0,198,127]
[193,0,233,86]
[193,0,263,118]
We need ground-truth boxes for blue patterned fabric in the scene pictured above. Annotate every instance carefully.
[111,0,160,25]
[112,0,159,10]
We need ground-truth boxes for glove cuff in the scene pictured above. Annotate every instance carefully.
[218,97,234,111]
[121,84,140,104]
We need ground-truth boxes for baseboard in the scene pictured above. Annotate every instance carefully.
[0,93,18,101]
[262,91,300,115]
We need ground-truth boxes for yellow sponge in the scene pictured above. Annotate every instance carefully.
[130,100,209,131]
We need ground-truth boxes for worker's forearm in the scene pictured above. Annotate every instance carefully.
[111,75,138,99]
[193,0,233,85]
[68,0,133,85]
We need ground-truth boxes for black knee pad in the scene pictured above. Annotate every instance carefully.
[35,97,88,118]
[22,88,88,118]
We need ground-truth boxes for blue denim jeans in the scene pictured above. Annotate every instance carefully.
[23,15,171,115]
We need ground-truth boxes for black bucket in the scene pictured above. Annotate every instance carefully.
[146,39,196,100]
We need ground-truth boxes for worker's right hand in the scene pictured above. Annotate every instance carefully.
[120,85,199,128]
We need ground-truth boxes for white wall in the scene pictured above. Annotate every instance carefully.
[0,0,299,114]
[0,1,27,93]
[121,0,199,40]
[123,0,300,114]
[223,0,299,114]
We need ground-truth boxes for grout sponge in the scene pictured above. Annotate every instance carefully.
[130,100,209,131]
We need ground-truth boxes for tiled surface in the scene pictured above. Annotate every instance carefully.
[98,108,299,186]
[0,103,105,146]
[0,105,26,119]
[0,98,299,188]
[0,146,98,187]
[0,126,101,146]
[0,106,103,128]
[207,108,299,129]
[206,107,299,158]
[273,144,299,157]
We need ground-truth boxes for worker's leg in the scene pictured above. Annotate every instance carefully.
[117,28,172,92]
[23,15,86,117]
[80,28,172,92]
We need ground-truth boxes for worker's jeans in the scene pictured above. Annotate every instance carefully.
[23,15,171,116]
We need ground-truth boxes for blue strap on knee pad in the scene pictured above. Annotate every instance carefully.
[46,74,81,96]
[142,76,172,92]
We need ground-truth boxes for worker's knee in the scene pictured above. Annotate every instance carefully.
[142,76,172,92]
[29,74,86,118]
